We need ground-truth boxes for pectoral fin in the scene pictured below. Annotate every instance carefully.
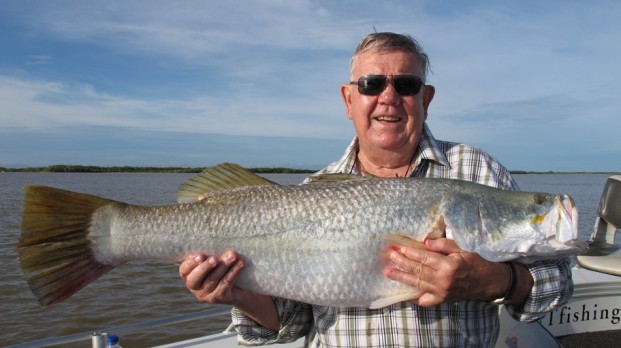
[427,216,446,239]
[369,290,424,309]
[373,234,428,308]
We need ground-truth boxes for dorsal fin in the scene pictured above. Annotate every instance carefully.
[305,173,369,184]
[176,163,277,203]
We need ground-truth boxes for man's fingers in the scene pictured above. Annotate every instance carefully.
[208,259,245,297]
[196,258,245,304]
[424,238,462,254]
[185,256,219,291]
[221,257,245,285]
[389,245,438,271]
[196,251,237,290]
[178,250,247,305]
[179,253,205,278]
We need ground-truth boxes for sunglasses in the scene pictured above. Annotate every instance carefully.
[349,75,424,96]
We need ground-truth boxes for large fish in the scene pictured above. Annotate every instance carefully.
[18,163,585,308]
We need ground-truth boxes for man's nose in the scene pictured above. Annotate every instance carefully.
[378,81,401,105]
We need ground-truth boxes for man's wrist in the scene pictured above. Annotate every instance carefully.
[488,261,517,305]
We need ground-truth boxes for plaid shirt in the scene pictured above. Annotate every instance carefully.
[231,123,573,347]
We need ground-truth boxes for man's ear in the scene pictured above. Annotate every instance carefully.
[341,84,353,120]
[422,85,435,120]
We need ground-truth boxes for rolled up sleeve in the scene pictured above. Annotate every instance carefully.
[507,258,573,322]
[231,297,313,346]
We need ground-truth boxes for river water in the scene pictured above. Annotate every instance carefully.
[0,172,614,347]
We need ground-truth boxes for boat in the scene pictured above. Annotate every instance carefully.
[7,175,621,348]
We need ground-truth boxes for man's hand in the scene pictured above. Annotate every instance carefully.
[384,238,513,307]
[178,251,281,331]
[179,250,246,305]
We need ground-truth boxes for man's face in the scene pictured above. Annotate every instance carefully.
[341,50,435,154]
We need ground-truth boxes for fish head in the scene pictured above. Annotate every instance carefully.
[516,192,586,261]
[443,189,584,262]
[534,194,579,243]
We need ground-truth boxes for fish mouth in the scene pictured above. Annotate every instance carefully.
[559,194,579,242]
[531,194,578,243]
[546,194,578,243]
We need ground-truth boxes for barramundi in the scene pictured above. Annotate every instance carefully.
[18,163,585,308]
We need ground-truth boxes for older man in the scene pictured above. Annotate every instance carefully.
[179,32,572,347]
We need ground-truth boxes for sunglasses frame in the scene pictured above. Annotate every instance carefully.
[349,75,425,96]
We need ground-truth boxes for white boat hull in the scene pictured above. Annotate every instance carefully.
[542,265,621,337]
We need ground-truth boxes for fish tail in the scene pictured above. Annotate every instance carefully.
[18,185,117,306]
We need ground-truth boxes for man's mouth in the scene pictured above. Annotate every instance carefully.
[373,116,402,122]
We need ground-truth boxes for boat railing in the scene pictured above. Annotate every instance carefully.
[6,307,232,348]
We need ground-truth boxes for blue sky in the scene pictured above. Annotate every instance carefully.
[1,1,619,171]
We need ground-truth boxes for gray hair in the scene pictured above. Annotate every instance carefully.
[350,32,431,82]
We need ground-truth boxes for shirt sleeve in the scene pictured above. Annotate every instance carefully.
[506,257,573,322]
[231,297,313,345]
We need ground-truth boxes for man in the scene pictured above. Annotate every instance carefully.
[179,32,572,347]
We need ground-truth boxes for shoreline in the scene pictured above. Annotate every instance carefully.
[0,165,618,175]
[0,165,316,174]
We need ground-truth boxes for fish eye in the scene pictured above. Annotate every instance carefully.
[533,194,547,205]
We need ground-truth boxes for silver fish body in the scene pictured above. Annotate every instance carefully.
[18,164,585,307]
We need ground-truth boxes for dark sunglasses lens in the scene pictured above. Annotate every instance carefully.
[358,76,387,95]
[393,76,423,95]
[357,75,423,96]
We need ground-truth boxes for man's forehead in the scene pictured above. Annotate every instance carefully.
[353,50,423,75]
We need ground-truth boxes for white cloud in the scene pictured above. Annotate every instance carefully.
[0,75,351,139]
[9,0,360,60]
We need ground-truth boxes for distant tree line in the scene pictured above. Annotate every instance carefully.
[0,165,316,174]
